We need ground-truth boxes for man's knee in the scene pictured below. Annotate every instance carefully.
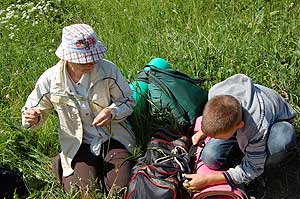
[201,145,224,170]
[268,121,296,154]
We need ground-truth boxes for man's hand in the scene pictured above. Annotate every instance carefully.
[192,129,207,146]
[183,174,209,190]
[23,108,42,126]
[92,108,113,127]
[183,173,227,191]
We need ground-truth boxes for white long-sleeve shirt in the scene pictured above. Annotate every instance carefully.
[22,59,136,176]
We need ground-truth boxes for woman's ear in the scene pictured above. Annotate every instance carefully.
[237,121,245,129]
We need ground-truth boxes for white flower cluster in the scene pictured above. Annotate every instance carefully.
[0,0,60,39]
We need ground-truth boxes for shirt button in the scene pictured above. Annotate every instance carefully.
[85,113,89,116]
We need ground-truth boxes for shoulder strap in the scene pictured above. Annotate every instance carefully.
[136,70,149,83]
[146,69,191,126]
[147,65,205,85]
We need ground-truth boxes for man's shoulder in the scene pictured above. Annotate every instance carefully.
[208,74,254,98]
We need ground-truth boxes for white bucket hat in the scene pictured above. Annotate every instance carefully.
[55,24,107,64]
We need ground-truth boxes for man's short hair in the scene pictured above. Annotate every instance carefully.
[201,95,242,137]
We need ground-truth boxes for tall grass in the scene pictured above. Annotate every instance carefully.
[0,0,299,198]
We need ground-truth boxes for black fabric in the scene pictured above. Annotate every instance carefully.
[0,168,29,199]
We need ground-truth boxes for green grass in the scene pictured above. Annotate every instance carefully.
[0,0,300,198]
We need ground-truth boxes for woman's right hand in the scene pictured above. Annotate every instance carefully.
[92,108,113,127]
[192,129,207,146]
[23,108,42,126]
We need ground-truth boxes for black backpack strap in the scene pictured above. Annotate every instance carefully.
[136,70,149,83]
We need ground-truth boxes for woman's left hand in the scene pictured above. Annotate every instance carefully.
[92,108,113,127]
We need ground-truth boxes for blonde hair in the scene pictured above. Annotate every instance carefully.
[201,95,242,137]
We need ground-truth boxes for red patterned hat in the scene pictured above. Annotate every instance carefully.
[55,24,107,64]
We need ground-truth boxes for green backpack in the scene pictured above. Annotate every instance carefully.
[135,65,208,132]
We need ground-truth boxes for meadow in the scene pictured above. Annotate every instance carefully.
[0,0,299,198]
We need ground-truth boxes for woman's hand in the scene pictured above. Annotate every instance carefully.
[92,108,113,127]
[23,108,42,126]
[192,129,207,146]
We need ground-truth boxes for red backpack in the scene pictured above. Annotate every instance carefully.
[126,129,192,199]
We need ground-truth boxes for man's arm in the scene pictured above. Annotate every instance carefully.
[183,173,227,190]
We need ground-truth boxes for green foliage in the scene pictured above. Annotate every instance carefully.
[0,0,300,198]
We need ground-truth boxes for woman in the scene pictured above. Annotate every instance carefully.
[21,24,136,195]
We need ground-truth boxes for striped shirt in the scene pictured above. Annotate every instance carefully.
[209,74,296,185]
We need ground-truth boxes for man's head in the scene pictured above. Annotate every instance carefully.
[201,95,244,140]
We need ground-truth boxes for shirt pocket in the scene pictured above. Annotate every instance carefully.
[90,96,110,113]
[55,104,79,132]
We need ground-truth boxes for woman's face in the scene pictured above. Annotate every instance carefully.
[68,62,96,74]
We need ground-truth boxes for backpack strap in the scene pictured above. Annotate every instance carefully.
[147,65,206,85]
[136,70,149,84]
[145,68,192,127]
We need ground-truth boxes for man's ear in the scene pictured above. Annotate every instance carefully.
[236,121,245,129]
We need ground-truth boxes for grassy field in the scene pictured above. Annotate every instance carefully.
[0,0,300,198]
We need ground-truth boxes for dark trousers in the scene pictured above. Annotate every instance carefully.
[52,139,133,194]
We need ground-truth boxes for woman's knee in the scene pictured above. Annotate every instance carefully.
[104,148,133,192]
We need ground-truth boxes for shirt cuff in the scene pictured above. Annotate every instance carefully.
[110,108,116,120]
[223,171,237,187]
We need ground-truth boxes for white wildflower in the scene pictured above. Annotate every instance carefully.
[0,20,8,24]
[5,10,15,19]
[32,21,38,26]
[9,33,15,39]
[21,13,27,19]
[29,7,37,13]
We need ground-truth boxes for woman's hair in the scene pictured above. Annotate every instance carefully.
[201,95,242,137]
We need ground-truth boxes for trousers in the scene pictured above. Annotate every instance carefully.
[52,139,133,194]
